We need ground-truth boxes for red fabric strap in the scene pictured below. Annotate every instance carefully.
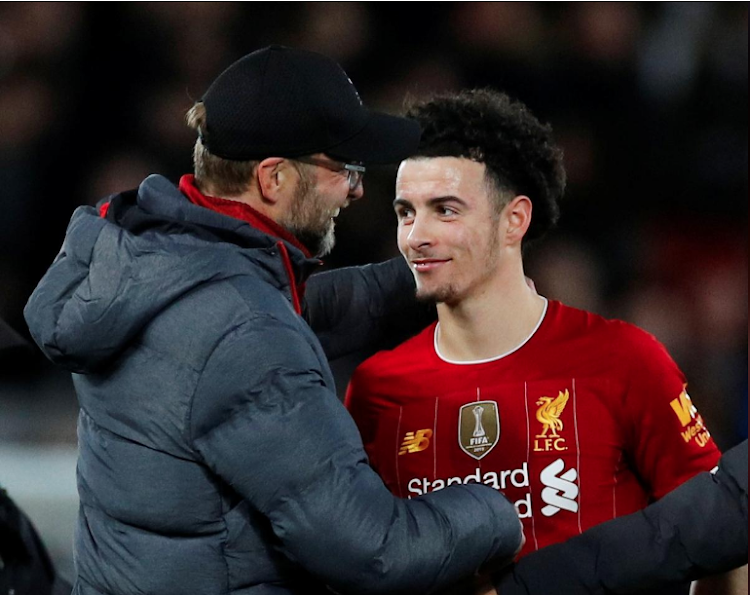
[178,174,311,258]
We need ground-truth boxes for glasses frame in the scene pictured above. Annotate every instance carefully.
[293,156,366,192]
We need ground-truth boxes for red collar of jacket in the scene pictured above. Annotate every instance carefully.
[179,174,311,314]
[178,174,312,259]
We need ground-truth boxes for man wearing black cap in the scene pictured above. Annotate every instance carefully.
[24,46,523,595]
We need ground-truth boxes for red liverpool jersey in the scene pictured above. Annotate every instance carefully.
[346,300,720,558]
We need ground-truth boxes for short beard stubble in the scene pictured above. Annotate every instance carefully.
[283,168,336,258]
[413,215,502,307]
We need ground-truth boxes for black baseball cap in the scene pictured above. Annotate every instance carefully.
[198,45,420,165]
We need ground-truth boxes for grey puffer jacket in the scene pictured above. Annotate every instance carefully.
[24,175,522,595]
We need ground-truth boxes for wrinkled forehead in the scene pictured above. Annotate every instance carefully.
[395,157,487,202]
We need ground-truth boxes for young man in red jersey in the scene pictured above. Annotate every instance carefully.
[345,89,746,595]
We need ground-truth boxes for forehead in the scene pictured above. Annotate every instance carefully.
[396,157,487,203]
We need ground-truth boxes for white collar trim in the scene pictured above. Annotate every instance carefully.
[434,298,548,365]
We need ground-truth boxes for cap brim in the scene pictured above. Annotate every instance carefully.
[325,112,421,165]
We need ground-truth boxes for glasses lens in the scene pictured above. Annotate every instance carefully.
[348,170,363,190]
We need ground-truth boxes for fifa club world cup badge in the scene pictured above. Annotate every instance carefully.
[458,401,500,460]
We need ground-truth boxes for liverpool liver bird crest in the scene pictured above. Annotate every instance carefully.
[536,389,570,437]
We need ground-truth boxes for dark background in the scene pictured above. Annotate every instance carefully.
[0,2,747,578]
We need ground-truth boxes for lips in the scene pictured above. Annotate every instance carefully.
[332,200,351,219]
[330,205,346,220]
[411,258,451,272]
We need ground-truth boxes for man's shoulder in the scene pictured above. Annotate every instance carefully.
[550,300,662,351]
[138,267,305,377]
[171,281,303,349]
[353,323,437,382]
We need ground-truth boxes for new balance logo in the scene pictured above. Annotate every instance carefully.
[540,458,579,517]
[399,429,433,455]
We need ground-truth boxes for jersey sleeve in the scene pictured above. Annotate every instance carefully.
[620,325,720,500]
[304,258,434,361]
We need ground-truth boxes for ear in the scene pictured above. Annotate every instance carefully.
[504,195,533,245]
[257,157,294,206]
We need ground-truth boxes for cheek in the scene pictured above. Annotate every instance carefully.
[446,226,473,253]
[450,229,487,271]
[468,227,500,267]
[396,225,409,253]
[326,176,350,196]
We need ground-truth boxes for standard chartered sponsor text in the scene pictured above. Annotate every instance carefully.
[407,463,533,518]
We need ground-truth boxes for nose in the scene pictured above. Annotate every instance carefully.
[405,213,433,251]
[348,181,365,201]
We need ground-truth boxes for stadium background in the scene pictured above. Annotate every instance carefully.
[0,2,746,581]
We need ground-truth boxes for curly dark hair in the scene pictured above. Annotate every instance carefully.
[406,89,566,244]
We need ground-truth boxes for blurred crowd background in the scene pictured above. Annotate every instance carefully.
[0,2,747,580]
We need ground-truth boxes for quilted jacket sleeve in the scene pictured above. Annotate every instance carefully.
[304,258,435,362]
[189,313,522,595]
[494,440,748,595]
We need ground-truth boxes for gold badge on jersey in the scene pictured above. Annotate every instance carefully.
[533,389,570,452]
[458,401,500,460]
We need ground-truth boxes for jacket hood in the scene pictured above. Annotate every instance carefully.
[25,175,318,373]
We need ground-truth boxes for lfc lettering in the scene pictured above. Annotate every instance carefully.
[533,437,568,452]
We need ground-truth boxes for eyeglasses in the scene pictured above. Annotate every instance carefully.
[293,156,366,192]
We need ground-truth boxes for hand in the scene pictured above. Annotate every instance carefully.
[475,580,498,595]
[480,517,525,578]
[474,522,522,595]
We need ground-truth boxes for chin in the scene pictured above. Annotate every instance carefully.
[313,226,336,258]
[415,283,459,305]
[296,221,336,258]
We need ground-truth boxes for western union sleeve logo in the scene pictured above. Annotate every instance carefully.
[670,387,697,426]
[399,429,433,455]
[670,387,711,447]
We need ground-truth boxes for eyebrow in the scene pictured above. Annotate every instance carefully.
[392,195,469,209]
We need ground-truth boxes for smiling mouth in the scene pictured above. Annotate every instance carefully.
[411,258,451,272]
[332,202,350,219]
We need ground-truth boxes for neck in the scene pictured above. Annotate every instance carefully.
[435,260,546,362]
[197,180,267,211]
